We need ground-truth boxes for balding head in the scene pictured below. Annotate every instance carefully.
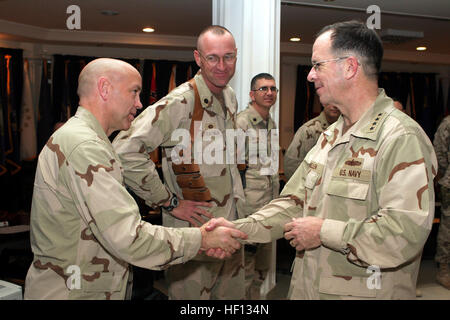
[196,25,235,52]
[76,58,143,136]
[77,58,139,100]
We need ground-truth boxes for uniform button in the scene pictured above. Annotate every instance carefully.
[372,122,377,125]
[204,98,209,104]
[375,117,379,121]
[378,113,382,116]
[208,124,214,129]
[370,127,374,130]
[253,118,257,122]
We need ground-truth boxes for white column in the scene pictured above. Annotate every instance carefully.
[213,0,281,298]
[213,0,280,124]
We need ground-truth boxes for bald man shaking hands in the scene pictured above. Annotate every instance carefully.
[24,58,246,300]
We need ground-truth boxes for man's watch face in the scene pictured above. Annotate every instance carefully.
[171,196,179,208]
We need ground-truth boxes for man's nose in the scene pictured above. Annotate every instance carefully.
[307,67,316,83]
[136,96,143,109]
[216,58,226,70]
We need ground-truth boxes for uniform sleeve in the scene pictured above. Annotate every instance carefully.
[433,119,449,177]
[65,140,201,270]
[234,158,308,242]
[321,133,437,269]
[284,126,312,180]
[112,96,189,207]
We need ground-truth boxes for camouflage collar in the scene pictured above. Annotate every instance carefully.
[352,89,395,141]
[246,104,276,130]
[75,106,110,144]
[194,73,236,120]
[323,89,395,144]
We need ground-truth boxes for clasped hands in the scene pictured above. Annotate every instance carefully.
[199,217,247,259]
[169,200,247,259]
[178,198,325,257]
[199,216,325,258]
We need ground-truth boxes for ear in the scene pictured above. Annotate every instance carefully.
[98,77,110,101]
[344,56,359,80]
[193,50,202,68]
[249,90,256,103]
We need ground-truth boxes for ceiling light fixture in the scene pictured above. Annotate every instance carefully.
[290,37,301,42]
[416,46,427,51]
[143,27,155,33]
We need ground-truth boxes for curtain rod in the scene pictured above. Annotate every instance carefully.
[281,1,450,21]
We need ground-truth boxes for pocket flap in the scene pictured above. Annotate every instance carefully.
[304,170,319,189]
[327,179,369,200]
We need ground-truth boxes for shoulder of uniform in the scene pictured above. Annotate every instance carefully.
[147,84,195,113]
[372,109,429,143]
[236,111,251,129]
[302,115,322,128]
[237,107,251,117]
[363,110,389,134]
[52,126,108,162]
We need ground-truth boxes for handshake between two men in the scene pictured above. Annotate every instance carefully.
[201,216,325,259]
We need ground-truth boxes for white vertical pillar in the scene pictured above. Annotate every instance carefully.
[212,0,280,124]
[213,0,281,298]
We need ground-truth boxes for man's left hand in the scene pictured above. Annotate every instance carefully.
[284,216,324,251]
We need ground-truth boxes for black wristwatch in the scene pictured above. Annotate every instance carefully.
[162,193,179,212]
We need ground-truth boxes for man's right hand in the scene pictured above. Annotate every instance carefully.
[170,200,213,227]
[199,218,248,255]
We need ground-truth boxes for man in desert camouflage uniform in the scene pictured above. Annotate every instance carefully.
[236,73,279,299]
[434,115,450,289]
[209,20,437,299]
[24,58,246,300]
[284,104,340,180]
[113,26,247,299]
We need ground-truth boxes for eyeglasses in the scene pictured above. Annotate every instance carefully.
[197,51,237,66]
[311,56,349,71]
[252,86,279,93]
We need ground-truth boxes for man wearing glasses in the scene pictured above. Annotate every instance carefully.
[236,73,280,299]
[209,20,437,299]
[113,25,246,300]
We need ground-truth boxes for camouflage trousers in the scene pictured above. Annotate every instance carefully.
[436,186,450,264]
[165,248,245,300]
[244,242,272,300]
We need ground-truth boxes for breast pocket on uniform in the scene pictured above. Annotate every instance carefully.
[304,170,320,189]
[327,179,369,201]
[304,161,324,191]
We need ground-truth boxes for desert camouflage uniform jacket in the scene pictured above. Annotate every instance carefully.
[236,104,279,217]
[284,111,332,180]
[234,89,437,299]
[113,73,245,229]
[25,107,202,300]
[434,115,450,188]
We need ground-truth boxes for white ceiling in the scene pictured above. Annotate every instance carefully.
[0,0,449,63]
